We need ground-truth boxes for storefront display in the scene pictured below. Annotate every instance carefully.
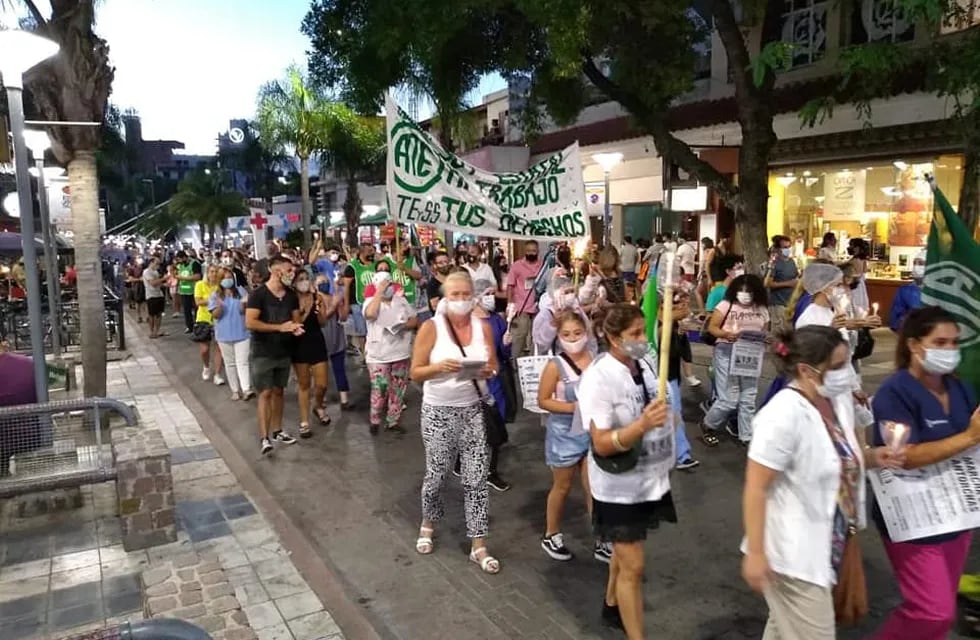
[767,154,966,319]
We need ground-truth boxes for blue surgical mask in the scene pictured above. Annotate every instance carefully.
[781,248,792,257]
[220,278,235,289]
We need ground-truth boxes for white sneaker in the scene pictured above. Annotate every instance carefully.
[686,375,702,387]
[230,391,241,400]
[213,374,226,386]
[201,366,211,380]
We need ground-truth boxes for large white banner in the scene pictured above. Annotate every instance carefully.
[385,95,588,241]
[869,448,980,542]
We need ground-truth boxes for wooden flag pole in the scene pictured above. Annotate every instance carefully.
[657,251,676,399]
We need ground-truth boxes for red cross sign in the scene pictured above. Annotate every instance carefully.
[250,212,268,229]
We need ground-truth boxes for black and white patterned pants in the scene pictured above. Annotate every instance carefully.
[420,402,489,538]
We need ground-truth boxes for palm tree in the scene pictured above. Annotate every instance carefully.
[9,0,114,397]
[256,66,331,250]
[319,105,385,247]
[168,169,246,246]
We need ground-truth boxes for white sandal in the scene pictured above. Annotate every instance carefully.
[416,526,434,555]
[469,547,500,574]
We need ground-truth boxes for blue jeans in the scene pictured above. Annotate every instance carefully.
[330,350,349,392]
[669,378,693,462]
[703,343,759,442]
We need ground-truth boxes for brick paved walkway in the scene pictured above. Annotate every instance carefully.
[135,315,978,639]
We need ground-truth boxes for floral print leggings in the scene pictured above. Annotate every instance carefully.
[367,359,410,427]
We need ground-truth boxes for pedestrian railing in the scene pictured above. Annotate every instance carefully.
[0,397,137,499]
[57,618,214,640]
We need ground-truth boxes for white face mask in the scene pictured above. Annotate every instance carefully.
[447,299,474,316]
[731,268,745,278]
[295,280,310,293]
[736,292,753,306]
[559,336,588,354]
[479,294,495,311]
[921,348,961,375]
[817,367,853,397]
[911,264,925,279]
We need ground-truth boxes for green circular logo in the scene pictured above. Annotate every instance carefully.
[391,122,443,194]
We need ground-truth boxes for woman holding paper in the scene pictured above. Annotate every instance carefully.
[364,269,418,435]
[741,325,903,638]
[871,306,980,640]
[699,274,769,447]
[577,303,674,637]
[410,271,500,574]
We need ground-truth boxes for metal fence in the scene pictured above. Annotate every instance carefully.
[0,397,137,499]
[59,619,214,640]
[0,286,126,354]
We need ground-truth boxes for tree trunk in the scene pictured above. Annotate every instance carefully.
[300,156,313,250]
[959,138,980,237]
[343,176,362,249]
[69,151,107,397]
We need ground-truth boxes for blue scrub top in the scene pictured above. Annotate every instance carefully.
[871,368,978,544]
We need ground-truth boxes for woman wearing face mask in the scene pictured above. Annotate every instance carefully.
[577,303,674,637]
[537,311,608,563]
[209,267,253,400]
[870,306,980,640]
[533,271,595,355]
[742,326,903,639]
[315,264,355,410]
[193,264,225,385]
[845,238,871,314]
[410,271,500,574]
[363,269,418,435]
[699,274,769,447]
[470,279,511,491]
[888,251,925,333]
[289,268,336,437]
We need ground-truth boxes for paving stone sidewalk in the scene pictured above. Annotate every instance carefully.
[0,343,344,640]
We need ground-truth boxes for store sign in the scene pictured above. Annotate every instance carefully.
[385,95,588,240]
[585,182,605,217]
[823,170,867,220]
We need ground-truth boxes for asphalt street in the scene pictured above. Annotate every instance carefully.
[136,314,978,640]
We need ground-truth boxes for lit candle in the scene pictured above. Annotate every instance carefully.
[572,237,590,292]
[872,302,880,316]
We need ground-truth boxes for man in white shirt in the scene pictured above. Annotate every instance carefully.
[675,234,697,283]
[464,243,498,293]
[619,235,639,302]
[142,257,168,339]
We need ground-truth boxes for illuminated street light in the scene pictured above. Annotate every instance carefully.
[592,152,623,246]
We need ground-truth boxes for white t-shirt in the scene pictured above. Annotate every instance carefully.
[619,243,638,272]
[142,267,163,299]
[578,353,674,504]
[740,387,865,588]
[464,262,497,289]
[363,294,416,364]
[676,242,697,275]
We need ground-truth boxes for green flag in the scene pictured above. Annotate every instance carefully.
[642,270,660,350]
[922,182,980,395]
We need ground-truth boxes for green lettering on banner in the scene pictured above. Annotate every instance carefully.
[391,122,443,194]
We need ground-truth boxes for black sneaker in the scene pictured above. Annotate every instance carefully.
[725,423,739,439]
[676,456,700,471]
[273,431,297,445]
[541,533,573,561]
[593,540,613,564]
[601,601,624,630]
[260,438,273,456]
[487,474,511,492]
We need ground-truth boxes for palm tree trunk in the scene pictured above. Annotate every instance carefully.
[343,177,362,249]
[300,156,313,250]
[69,151,107,397]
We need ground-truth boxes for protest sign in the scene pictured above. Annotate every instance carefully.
[386,95,587,241]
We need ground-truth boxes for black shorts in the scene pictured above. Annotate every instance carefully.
[592,493,677,543]
[251,356,291,391]
[146,297,165,317]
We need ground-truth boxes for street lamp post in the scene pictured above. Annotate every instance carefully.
[0,30,61,402]
[592,152,623,247]
[25,129,62,357]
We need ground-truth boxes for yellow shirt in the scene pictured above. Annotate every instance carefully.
[194,280,219,324]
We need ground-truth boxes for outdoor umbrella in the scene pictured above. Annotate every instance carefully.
[0,232,44,255]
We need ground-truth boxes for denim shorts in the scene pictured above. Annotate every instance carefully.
[545,417,590,468]
[348,304,367,337]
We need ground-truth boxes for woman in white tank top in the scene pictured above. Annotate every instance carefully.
[410,271,501,574]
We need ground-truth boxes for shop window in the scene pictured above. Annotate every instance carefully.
[941,0,980,33]
[851,0,915,44]
[780,0,828,67]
